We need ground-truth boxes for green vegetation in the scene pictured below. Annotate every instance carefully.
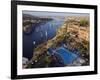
[26,52,51,68]
[80,19,89,27]
[44,55,51,67]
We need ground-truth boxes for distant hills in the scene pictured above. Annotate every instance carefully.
[23,14,53,34]
[23,14,53,21]
[23,14,40,20]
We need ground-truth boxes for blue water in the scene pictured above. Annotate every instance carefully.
[31,19,64,44]
[23,18,64,59]
[56,47,78,64]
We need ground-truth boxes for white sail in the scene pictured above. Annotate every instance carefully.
[33,41,36,45]
[45,31,48,41]
[45,31,48,37]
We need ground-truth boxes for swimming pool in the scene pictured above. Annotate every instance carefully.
[56,47,78,65]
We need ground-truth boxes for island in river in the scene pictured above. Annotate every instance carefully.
[22,12,90,68]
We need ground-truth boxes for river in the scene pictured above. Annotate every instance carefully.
[23,17,65,59]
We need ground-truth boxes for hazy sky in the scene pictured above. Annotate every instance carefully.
[23,10,89,17]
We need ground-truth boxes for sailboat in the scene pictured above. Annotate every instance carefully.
[33,41,36,45]
[45,31,48,41]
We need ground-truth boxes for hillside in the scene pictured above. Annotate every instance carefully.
[23,14,53,33]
